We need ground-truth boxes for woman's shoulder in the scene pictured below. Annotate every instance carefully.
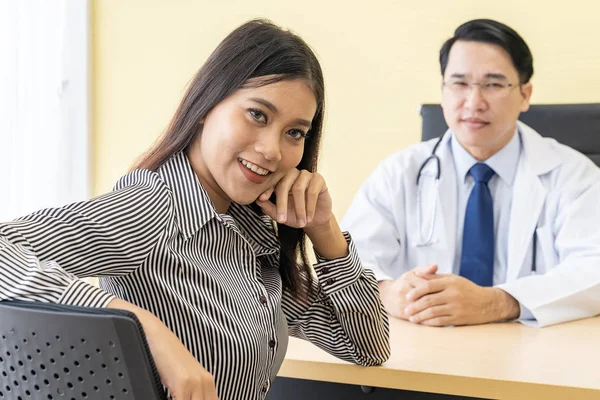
[112,168,170,194]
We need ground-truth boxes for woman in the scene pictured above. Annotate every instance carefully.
[0,19,390,399]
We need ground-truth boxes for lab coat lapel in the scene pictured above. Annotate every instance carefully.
[419,131,457,272]
[506,122,561,281]
[438,138,458,272]
[507,156,546,280]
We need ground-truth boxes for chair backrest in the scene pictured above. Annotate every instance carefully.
[420,103,600,166]
[0,300,167,400]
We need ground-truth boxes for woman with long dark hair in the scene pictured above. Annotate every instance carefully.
[0,19,390,399]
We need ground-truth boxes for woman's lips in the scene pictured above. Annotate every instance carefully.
[238,160,270,184]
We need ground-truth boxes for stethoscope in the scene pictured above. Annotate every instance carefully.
[415,132,537,273]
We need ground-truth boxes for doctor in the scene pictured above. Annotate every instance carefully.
[342,19,600,328]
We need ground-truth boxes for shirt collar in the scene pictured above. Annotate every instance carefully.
[157,152,279,254]
[227,203,279,256]
[451,127,521,185]
[158,152,216,239]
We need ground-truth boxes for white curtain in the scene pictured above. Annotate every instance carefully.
[0,0,91,222]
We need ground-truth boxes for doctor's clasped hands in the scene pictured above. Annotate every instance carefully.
[380,265,520,326]
[406,269,520,326]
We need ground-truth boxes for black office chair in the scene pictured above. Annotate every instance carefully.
[420,103,600,166]
[0,300,167,400]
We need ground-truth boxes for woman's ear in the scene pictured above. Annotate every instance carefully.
[196,120,205,134]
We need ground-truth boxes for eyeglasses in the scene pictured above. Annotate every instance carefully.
[443,78,518,98]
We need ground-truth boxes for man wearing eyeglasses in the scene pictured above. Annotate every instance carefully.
[342,19,600,327]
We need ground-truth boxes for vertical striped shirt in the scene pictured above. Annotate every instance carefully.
[0,152,390,399]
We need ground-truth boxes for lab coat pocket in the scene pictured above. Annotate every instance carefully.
[535,226,558,273]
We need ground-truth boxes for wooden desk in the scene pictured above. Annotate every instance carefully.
[278,317,600,399]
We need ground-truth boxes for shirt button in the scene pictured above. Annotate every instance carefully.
[262,382,269,392]
[321,267,330,274]
[325,278,336,285]
[268,339,276,348]
[259,295,268,305]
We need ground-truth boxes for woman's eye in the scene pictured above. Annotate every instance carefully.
[249,109,267,123]
[287,129,307,141]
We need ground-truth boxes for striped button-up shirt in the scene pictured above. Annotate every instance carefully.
[0,152,390,399]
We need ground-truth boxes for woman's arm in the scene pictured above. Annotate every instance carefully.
[256,169,390,366]
[0,169,172,307]
[107,298,218,399]
[283,219,391,366]
[304,214,348,259]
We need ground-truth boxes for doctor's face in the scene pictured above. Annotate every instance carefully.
[441,41,533,160]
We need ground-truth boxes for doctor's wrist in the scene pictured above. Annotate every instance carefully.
[491,288,520,321]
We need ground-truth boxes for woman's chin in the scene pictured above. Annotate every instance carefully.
[228,191,262,206]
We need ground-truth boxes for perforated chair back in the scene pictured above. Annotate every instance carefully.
[0,301,166,400]
[419,103,600,166]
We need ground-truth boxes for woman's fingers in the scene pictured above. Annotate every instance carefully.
[255,169,329,229]
[305,173,324,224]
[290,171,314,227]
[274,169,300,223]
[258,186,274,202]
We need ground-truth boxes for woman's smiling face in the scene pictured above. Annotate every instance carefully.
[188,78,318,212]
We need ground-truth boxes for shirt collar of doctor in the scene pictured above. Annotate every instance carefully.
[450,127,521,186]
[158,152,279,254]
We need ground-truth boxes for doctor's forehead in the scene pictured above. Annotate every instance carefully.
[444,40,520,80]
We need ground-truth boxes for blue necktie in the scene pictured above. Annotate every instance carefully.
[460,163,495,286]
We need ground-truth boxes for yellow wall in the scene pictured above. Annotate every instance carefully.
[92,0,600,218]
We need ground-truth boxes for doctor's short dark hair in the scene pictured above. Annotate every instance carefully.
[439,19,534,84]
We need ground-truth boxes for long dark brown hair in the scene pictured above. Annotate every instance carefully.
[133,19,325,300]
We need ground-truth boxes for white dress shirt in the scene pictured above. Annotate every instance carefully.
[450,129,521,285]
[451,130,534,319]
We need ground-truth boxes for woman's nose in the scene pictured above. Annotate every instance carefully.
[254,130,282,162]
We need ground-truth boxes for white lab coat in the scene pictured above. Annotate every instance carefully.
[342,121,600,327]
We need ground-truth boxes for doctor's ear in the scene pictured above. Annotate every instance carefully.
[519,82,533,112]
[440,80,445,100]
[440,80,446,110]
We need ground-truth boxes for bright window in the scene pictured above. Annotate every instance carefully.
[0,0,91,222]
